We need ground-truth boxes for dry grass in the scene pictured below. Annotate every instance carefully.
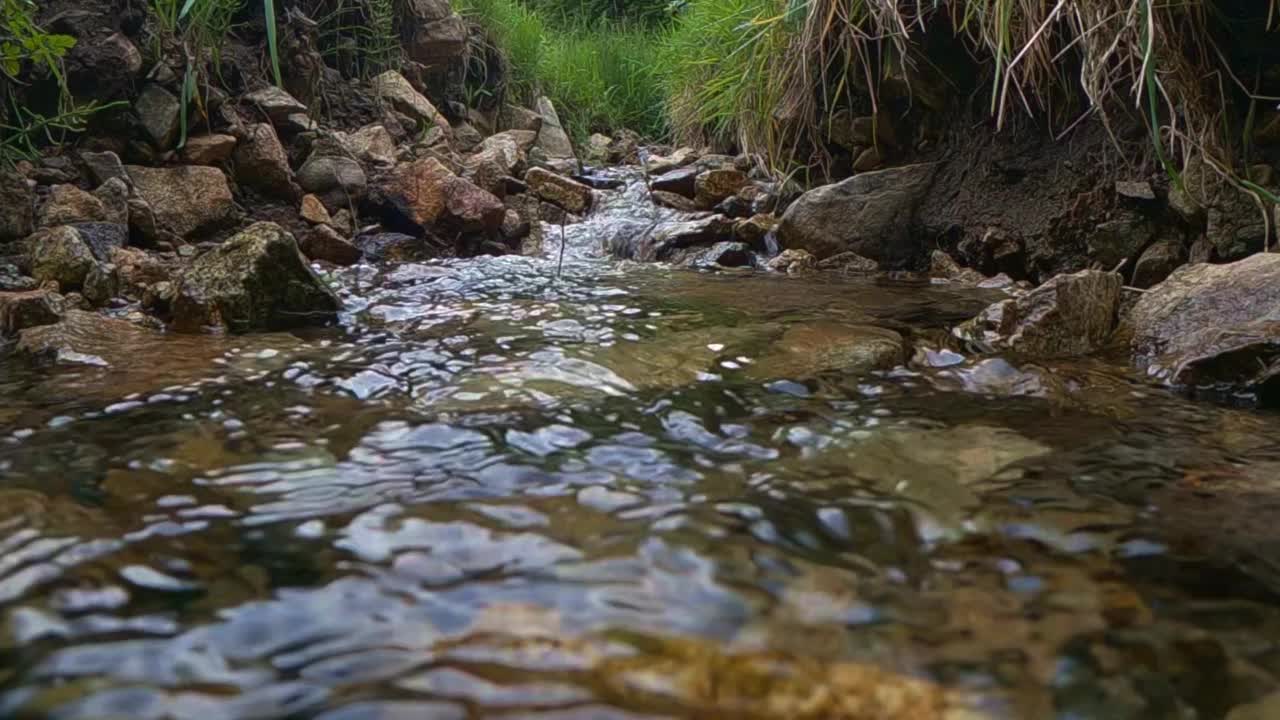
[664,0,1278,182]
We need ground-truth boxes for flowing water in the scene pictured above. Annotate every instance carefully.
[3,171,1280,719]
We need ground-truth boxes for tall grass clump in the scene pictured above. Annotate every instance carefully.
[662,0,1277,182]
[453,0,667,141]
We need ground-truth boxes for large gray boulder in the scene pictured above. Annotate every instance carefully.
[172,222,341,333]
[126,165,236,240]
[778,163,936,267]
[955,269,1121,358]
[1130,253,1280,394]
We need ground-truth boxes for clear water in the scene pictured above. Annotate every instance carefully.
[2,171,1280,719]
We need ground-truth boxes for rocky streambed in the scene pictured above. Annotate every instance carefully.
[5,136,1280,717]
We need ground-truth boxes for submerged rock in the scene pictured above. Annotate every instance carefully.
[686,241,753,269]
[526,168,593,214]
[751,322,906,379]
[355,232,434,263]
[955,269,1120,358]
[126,165,235,240]
[1130,253,1280,396]
[637,216,735,262]
[172,222,341,333]
[778,163,936,266]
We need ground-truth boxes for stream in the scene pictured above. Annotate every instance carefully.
[3,169,1280,719]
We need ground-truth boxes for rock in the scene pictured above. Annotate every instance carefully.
[750,322,906,378]
[1087,211,1153,270]
[110,246,173,295]
[71,223,128,262]
[500,104,543,133]
[1227,691,1280,720]
[0,263,37,292]
[1132,238,1186,289]
[234,123,297,200]
[297,155,367,209]
[0,171,34,241]
[1207,199,1270,261]
[93,177,130,227]
[340,124,398,166]
[733,214,778,250]
[171,222,341,333]
[125,196,162,247]
[369,157,504,234]
[651,166,699,198]
[533,96,576,164]
[38,184,107,227]
[299,224,361,266]
[637,216,735,262]
[1130,253,1280,393]
[778,163,937,266]
[526,168,593,214]
[851,146,883,172]
[181,134,238,165]
[462,133,523,195]
[372,71,449,132]
[928,249,984,282]
[354,232,433,262]
[652,190,700,212]
[400,0,467,65]
[451,122,484,153]
[126,165,235,240]
[244,86,307,123]
[1115,180,1156,201]
[83,263,121,307]
[65,32,142,103]
[300,194,331,225]
[29,226,97,290]
[955,269,1121,358]
[767,248,818,274]
[500,209,530,240]
[328,209,355,236]
[0,289,63,335]
[134,84,182,149]
[820,251,880,273]
[81,151,126,185]
[538,202,581,227]
[688,241,753,268]
[644,147,696,175]
[16,309,157,366]
[585,133,612,165]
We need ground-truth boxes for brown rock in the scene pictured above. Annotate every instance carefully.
[182,134,237,165]
[372,71,450,133]
[526,167,593,214]
[93,177,129,226]
[371,157,504,234]
[300,194,332,225]
[766,248,818,274]
[0,289,63,336]
[652,190,700,212]
[126,165,236,240]
[38,184,107,227]
[234,123,297,200]
[694,169,749,208]
[733,214,778,250]
[29,226,98,291]
[0,171,34,241]
[110,246,173,295]
[300,224,362,266]
[820,251,880,273]
[956,269,1121,358]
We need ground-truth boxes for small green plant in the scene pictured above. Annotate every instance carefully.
[316,0,401,79]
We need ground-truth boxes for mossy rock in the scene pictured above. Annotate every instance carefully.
[172,222,342,333]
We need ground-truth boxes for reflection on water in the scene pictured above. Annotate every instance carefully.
[3,172,1280,719]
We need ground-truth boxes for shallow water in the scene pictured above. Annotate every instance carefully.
[3,172,1280,719]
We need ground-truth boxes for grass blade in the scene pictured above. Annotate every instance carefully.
[264,0,284,88]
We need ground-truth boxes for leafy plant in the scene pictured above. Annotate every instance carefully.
[1,0,76,92]
[313,0,402,79]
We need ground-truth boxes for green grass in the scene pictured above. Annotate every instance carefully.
[454,0,667,143]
